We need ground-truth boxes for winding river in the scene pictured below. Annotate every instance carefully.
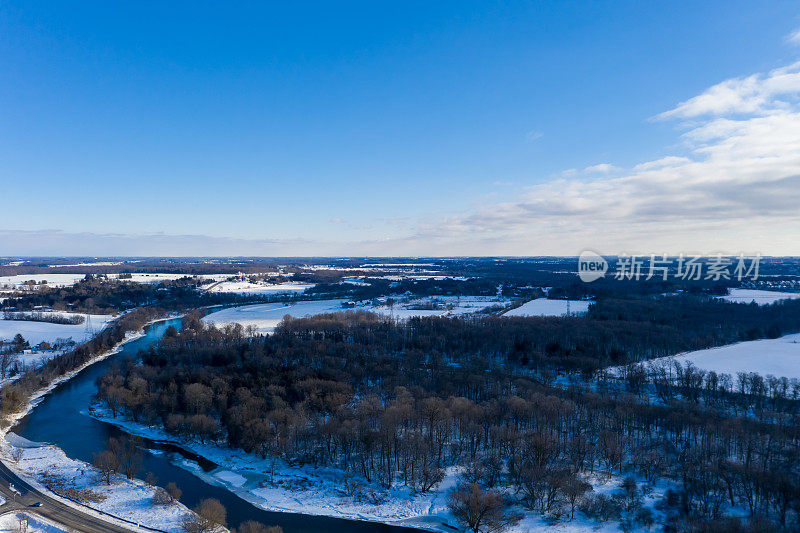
[12,318,427,532]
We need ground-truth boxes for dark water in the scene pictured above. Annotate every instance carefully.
[13,318,426,532]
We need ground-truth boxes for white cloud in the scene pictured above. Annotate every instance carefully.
[382,60,800,255]
[526,130,543,142]
[632,156,691,171]
[655,62,800,119]
[584,163,620,173]
[787,28,800,45]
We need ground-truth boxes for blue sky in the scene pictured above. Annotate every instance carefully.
[2,2,800,255]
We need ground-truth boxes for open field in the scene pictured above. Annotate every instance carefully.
[718,288,800,305]
[0,314,114,345]
[203,296,512,334]
[659,332,800,380]
[503,298,592,317]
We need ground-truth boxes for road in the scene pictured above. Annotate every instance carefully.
[0,459,137,532]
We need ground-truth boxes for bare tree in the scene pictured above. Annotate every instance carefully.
[109,436,142,479]
[182,498,227,532]
[93,450,119,484]
[448,483,520,533]
[0,352,17,379]
[166,482,183,501]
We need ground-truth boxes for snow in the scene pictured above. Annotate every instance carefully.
[87,410,461,528]
[214,470,247,487]
[0,275,88,289]
[2,436,193,533]
[203,300,350,334]
[0,314,114,345]
[380,276,470,281]
[203,297,511,334]
[0,321,156,437]
[0,512,67,533]
[651,332,800,380]
[370,296,510,319]
[109,273,192,283]
[503,299,592,317]
[718,288,800,305]
[0,272,222,290]
[0,351,60,381]
[204,280,315,295]
[49,261,125,267]
[0,317,206,533]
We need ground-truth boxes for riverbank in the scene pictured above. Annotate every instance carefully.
[0,326,146,435]
[89,407,456,532]
[89,407,660,533]
[0,315,204,532]
[6,433,194,532]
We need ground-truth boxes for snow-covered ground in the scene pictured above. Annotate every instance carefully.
[0,351,62,388]
[503,299,592,317]
[92,407,663,533]
[380,275,471,281]
[204,280,315,295]
[0,272,225,290]
[203,296,511,334]
[370,296,510,319]
[0,314,114,345]
[3,435,192,532]
[203,300,350,334]
[0,274,88,289]
[0,511,66,533]
[0,319,201,533]
[109,273,194,283]
[649,332,800,380]
[718,288,800,305]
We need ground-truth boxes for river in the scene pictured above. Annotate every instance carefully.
[12,318,427,532]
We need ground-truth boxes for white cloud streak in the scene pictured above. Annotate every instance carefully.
[656,62,800,119]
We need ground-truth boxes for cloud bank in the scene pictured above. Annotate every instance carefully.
[395,61,800,255]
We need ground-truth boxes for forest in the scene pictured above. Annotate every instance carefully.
[96,294,800,532]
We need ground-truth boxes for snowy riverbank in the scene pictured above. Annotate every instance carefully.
[0,315,202,532]
[4,434,194,532]
[89,407,664,533]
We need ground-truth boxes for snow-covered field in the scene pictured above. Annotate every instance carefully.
[203,296,511,334]
[203,300,349,334]
[3,435,192,532]
[0,511,66,533]
[0,274,87,289]
[110,273,193,283]
[718,288,800,305]
[0,272,226,290]
[205,280,315,295]
[503,299,592,317]
[370,296,510,319]
[652,333,800,380]
[0,313,114,345]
